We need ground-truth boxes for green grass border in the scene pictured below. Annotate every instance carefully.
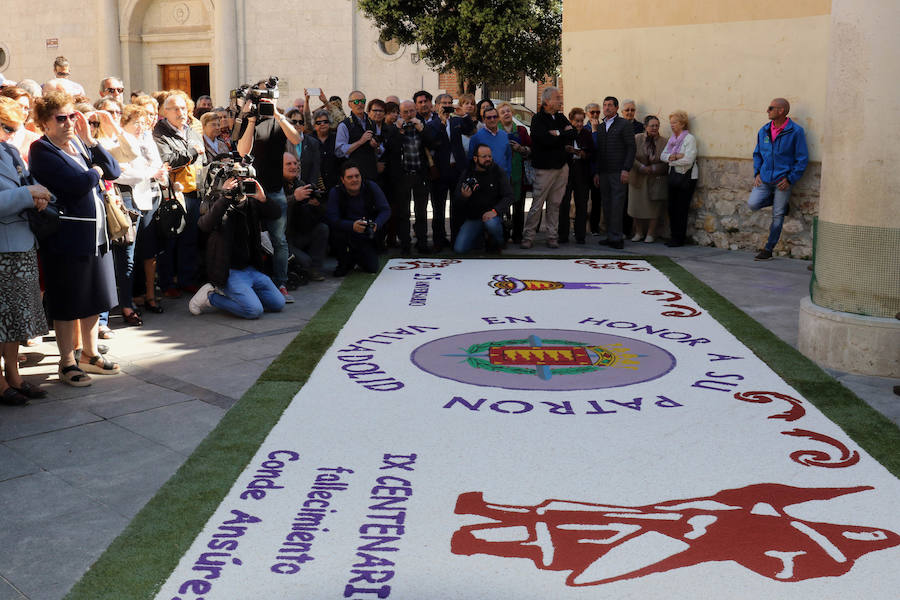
[65,255,900,599]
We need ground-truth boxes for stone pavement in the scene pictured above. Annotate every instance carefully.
[0,242,896,600]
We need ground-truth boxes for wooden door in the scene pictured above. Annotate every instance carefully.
[161,64,191,95]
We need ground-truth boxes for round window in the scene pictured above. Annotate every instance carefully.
[378,38,401,56]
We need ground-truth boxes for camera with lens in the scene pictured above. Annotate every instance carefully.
[442,105,455,115]
[203,152,258,205]
[462,176,479,191]
[363,218,377,240]
[232,76,280,118]
[402,120,417,132]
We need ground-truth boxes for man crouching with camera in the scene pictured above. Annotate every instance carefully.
[453,144,514,254]
[325,161,391,276]
[188,176,286,318]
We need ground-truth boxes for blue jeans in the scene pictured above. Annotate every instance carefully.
[748,182,792,251]
[112,213,142,312]
[264,188,288,288]
[208,267,285,319]
[454,216,504,253]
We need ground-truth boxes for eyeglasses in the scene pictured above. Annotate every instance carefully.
[55,72,70,78]
[588,110,600,114]
[484,115,499,120]
[0,122,15,135]
[349,99,366,105]
[54,113,78,124]
[622,108,636,112]
[369,108,384,113]
[314,119,330,125]
[290,119,304,126]
[106,87,124,94]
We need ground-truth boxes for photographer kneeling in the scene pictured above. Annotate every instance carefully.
[189,177,285,318]
[325,161,391,276]
[453,144,513,254]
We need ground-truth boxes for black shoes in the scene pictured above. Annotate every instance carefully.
[1,387,30,406]
[754,249,773,261]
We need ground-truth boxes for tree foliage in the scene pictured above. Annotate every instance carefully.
[357,0,562,92]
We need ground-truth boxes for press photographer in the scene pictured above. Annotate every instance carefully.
[233,77,302,303]
[325,161,390,276]
[189,170,285,319]
[283,152,328,282]
[453,143,513,254]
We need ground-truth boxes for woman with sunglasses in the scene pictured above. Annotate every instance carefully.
[0,87,41,165]
[28,91,122,386]
[0,97,52,404]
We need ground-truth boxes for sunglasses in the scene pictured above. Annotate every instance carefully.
[89,120,100,128]
[54,113,78,124]
[349,99,367,105]
[314,119,330,125]
[369,108,385,113]
[106,87,125,94]
[55,72,70,78]
[290,119,304,126]
[0,122,15,135]
[589,110,600,114]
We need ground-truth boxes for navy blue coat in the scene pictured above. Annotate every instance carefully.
[427,115,477,179]
[29,137,121,256]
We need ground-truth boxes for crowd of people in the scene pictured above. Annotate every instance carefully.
[0,55,808,400]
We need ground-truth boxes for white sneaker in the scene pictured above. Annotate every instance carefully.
[189,283,215,315]
[644,235,655,243]
[278,285,295,304]
[631,233,644,242]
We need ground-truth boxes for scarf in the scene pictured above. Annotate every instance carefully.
[664,130,688,155]
[645,135,659,162]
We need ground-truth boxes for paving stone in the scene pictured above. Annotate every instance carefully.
[0,580,26,600]
[0,472,128,600]
[0,401,102,443]
[112,400,226,455]
[72,381,195,419]
[0,444,40,483]
[5,421,184,518]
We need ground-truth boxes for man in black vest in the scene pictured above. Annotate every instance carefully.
[591,96,636,249]
[335,90,380,181]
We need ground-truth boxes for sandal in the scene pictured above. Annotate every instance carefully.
[98,326,116,339]
[144,298,164,314]
[122,310,143,326]
[59,364,93,387]
[1,387,30,406]
[12,381,48,399]
[80,354,120,375]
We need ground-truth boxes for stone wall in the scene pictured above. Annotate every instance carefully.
[689,157,820,259]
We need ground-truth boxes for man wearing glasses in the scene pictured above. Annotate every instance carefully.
[285,108,322,188]
[99,77,126,105]
[51,56,85,96]
[335,91,379,181]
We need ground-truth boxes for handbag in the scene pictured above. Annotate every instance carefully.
[25,203,60,240]
[154,179,187,238]
[104,186,132,241]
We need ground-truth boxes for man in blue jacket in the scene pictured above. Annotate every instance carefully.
[748,98,808,260]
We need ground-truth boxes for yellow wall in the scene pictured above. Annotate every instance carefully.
[562,1,830,160]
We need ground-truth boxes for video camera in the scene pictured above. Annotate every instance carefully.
[203,151,258,204]
[230,76,280,118]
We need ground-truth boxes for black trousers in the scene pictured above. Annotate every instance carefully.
[331,229,380,273]
[431,164,460,248]
[393,171,430,248]
[559,160,590,242]
[667,173,697,244]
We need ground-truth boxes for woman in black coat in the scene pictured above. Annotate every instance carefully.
[29,92,122,386]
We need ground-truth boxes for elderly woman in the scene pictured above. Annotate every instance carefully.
[28,91,122,386]
[621,99,645,134]
[0,97,52,404]
[0,88,41,164]
[628,116,669,242]
[497,101,531,244]
[116,104,168,315]
[661,109,699,247]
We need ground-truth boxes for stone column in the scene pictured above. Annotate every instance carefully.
[798,0,900,377]
[97,0,123,84]
[213,0,239,105]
